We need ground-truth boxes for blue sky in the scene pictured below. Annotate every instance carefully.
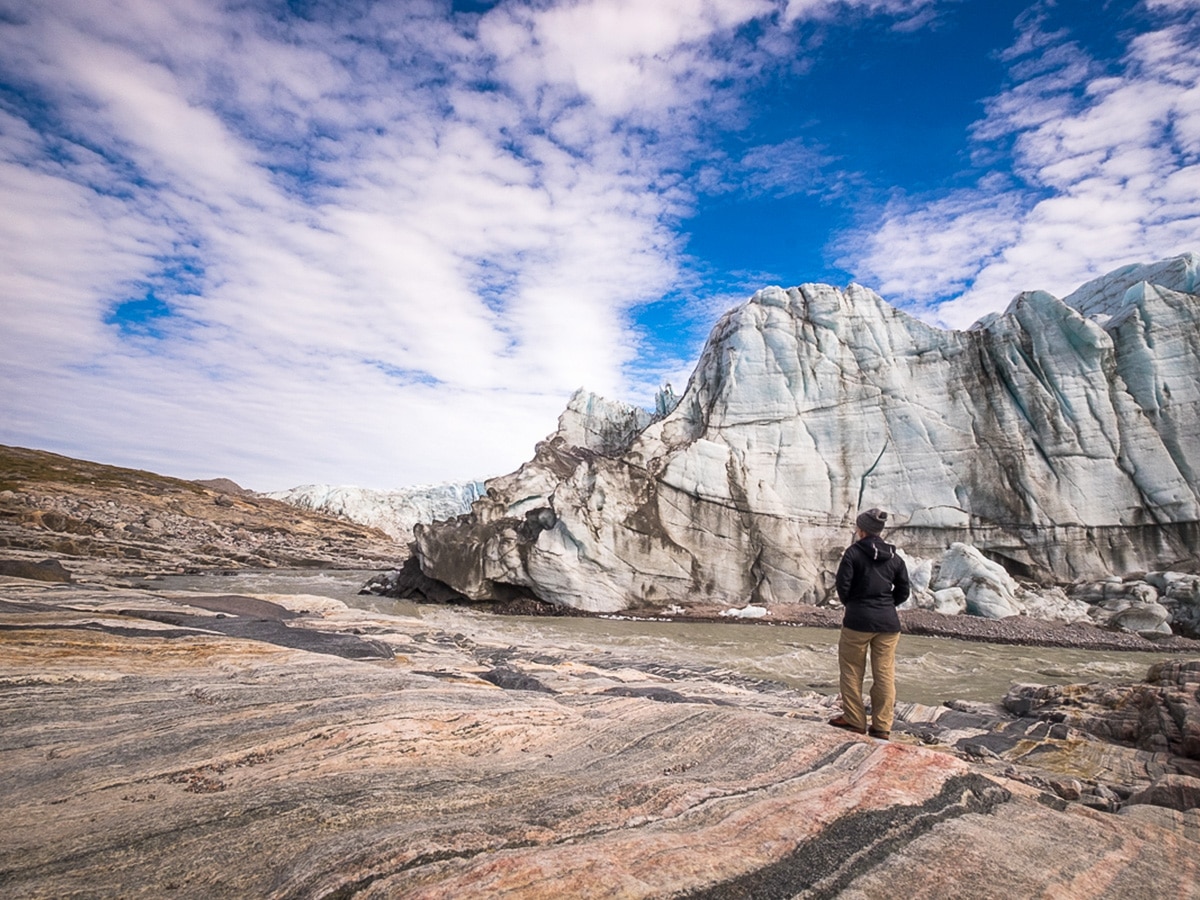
[1,0,1197,490]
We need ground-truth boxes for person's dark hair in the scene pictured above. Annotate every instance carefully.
[856,508,888,535]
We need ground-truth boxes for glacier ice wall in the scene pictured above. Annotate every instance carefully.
[413,254,1200,611]
[264,480,486,543]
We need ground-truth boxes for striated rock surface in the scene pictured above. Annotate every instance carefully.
[0,557,74,582]
[3,578,1199,898]
[411,255,1200,614]
[1004,658,1200,761]
[0,444,401,581]
[263,480,487,543]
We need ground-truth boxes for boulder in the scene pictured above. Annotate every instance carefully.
[931,587,967,616]
[1109,602,1172,636]
[0,558,73,582]
[1075,577,1183,635]
[932,544,1020,618]
[1152,572,1200,638]
[1124,774,1200,812]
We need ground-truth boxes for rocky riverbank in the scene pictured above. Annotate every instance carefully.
[769,604,1200,653]
[2,578,1198,898]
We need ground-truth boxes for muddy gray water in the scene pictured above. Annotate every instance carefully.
[152,570,1183,706]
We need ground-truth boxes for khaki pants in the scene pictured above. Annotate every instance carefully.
[838,627,900,734]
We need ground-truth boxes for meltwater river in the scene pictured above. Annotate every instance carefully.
[151,569,1183,707]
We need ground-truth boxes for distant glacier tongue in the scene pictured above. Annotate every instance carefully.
[264,480,487,543]
[412,254,1200,614]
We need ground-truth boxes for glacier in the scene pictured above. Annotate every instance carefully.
[263,480,486,543]
[402,254,1200,627]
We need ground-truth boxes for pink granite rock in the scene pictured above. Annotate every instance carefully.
[2,583,1199,899]
[1126,774,1200,812]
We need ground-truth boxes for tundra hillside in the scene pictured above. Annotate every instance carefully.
[0,444,400,582]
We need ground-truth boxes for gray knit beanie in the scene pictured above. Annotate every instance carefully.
[856,508,888,535]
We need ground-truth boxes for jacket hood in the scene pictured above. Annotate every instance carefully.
[853,534,896,563]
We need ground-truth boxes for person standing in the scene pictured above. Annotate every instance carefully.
[828,508,910,740]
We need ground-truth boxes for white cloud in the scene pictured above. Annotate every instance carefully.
[844,184,1027,320]
[1145,0,1200,10]
[783,0,937,25]
[14,0,1137,489]
[841,6,1200,329]
[482,0,776,121]
[2,0,820,488]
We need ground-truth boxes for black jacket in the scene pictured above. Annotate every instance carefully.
[835,534,910,633]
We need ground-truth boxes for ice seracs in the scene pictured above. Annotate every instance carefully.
[1061,251,1199,319]
[405,254,1200,627]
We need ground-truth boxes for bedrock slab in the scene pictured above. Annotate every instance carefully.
[2,582,1198,899]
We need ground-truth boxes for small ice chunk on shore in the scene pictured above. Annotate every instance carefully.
[721,605,768,619]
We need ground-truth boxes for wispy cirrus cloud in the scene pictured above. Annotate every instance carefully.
[840,1,1200,328]
[782,0,937,24]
